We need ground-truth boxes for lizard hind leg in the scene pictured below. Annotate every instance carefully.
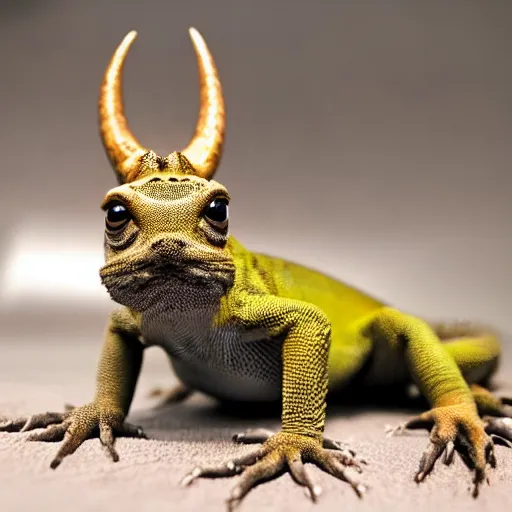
[147,355,195,409]
[148,382,194,409]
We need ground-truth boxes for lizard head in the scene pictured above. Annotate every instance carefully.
[97,29,235,311]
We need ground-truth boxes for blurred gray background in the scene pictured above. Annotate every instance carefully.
[0,1,511,511]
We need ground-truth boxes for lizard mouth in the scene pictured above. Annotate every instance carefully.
[99,253,236,310]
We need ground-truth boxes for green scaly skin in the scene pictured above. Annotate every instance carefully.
[2,28,511,511]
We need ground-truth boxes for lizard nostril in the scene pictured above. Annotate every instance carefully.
[176,239,186,248]
[151,238,187,255]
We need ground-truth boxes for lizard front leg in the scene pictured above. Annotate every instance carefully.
[182,296,365,508]
[0,309,146,468]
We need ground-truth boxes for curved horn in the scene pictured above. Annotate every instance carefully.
[99,31,147,183]
[181,27,226,180]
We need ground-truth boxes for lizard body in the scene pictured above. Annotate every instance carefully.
[134,236,384,404]
[3,27,511,509]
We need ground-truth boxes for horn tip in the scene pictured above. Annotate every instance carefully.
[125,30,138,42]
[188,27,203,43]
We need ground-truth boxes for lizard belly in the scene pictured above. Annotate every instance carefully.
[140,308,283,402]
[361,336,410,386]
[170,355,281,402]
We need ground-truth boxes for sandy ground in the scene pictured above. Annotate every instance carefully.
[0,331,510,512]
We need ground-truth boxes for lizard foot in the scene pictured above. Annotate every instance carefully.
[0,404,146,468]
[233,428,366,470]
[388,404,496,497]
[181,431,366,510]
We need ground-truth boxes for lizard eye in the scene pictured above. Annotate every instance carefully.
[203,197,229,230]
[105,203,132,233]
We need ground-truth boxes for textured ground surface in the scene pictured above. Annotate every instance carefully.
[0,332,510,512]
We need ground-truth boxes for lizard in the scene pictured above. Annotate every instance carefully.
[1,27,511,510]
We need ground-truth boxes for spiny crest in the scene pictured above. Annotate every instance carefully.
[133,151,197,182]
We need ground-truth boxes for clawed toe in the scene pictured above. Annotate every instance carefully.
[27,422,70,442]
[232,428,275,445]
[181,449,265,487]
[117,422,147,439]
[490,434,512,448]
[324,448,366,472]
[0,412,68,434]
[226,452,287,510]
[485,417,512,447]
[414,440,445,482]
[442,441,456,465]
[385,412,435,439]
[0,418,29,433]
[288,456,322,502]
[313,451,366,497]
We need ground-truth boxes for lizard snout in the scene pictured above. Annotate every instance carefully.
[150,237,188,259]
